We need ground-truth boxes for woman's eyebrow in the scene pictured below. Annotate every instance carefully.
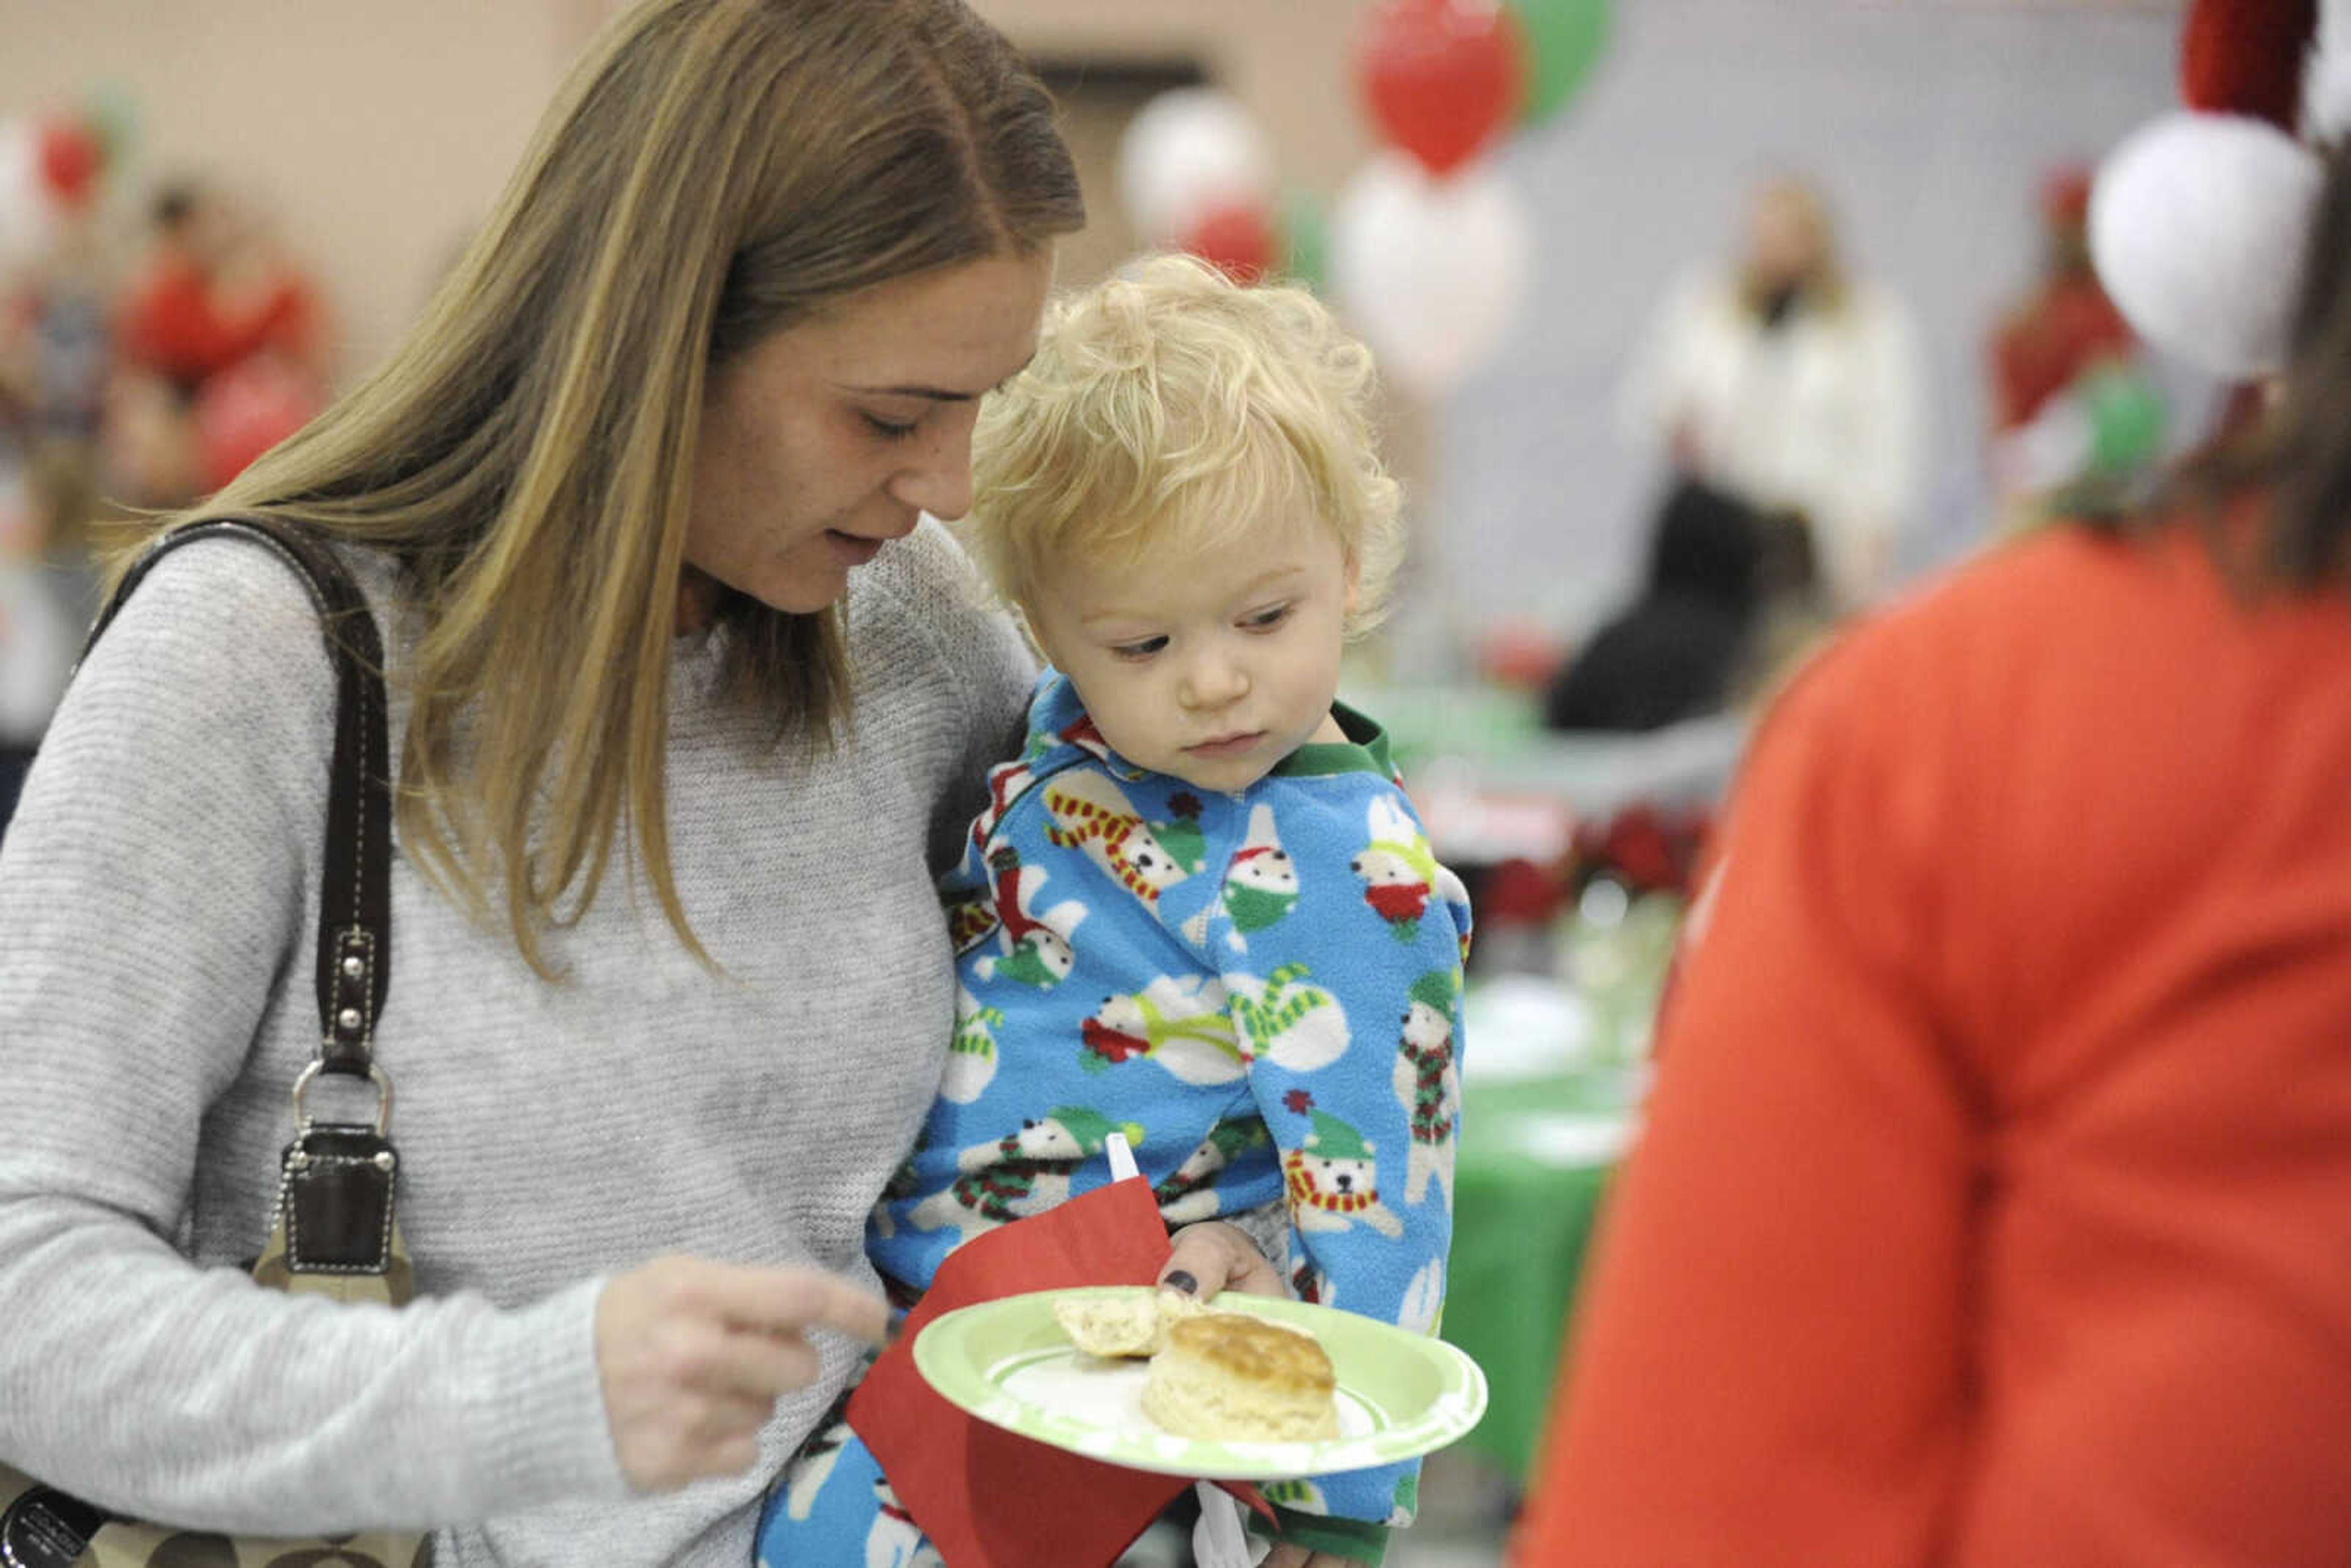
[838,354,1037,402]
[839,381,980,402]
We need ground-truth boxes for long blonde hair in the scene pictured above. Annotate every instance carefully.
[119,0,1082,975]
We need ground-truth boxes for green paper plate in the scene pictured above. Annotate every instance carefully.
[912,1286,1488,1480]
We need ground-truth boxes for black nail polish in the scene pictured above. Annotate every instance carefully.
[1162,1270,1198,1296]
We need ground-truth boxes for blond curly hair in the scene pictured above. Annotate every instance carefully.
[964,252,1403,637]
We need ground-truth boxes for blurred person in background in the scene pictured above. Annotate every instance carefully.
[0,135,119,837]
[1620,174,1925,612]
[1517,62,2351,1568]
[1542,478,1765,733]
[1,194,114,565]
[1985,165,2161,528]
[113,179,328,507]
[1985,168,2134,449]
[117,179,315,400]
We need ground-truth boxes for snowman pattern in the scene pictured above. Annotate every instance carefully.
[1349,797,1471,963]
[1080,973,1242,1083]
[905,1105,1144,1244]
[969,846,1086,991]
[1183,801,1300,953]
[1392,970,1461,1207]
[1043,773,1205,908]
[1152,1117,1273,1224]
[1349,795,1443,939]
[940,985,1003,1104]
[1282,1102,1406,1240]
[866,1478,942,1568]
[1228,961,1350,1073]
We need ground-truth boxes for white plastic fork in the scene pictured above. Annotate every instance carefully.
[1106,1130,1141,1182]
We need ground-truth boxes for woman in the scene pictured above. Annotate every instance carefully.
[0,3,1275,1562]
[1518,143,2351,1566]
[1619,174,1924,610]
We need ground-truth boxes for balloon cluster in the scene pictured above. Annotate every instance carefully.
[0,92,135,271]
[1115,0,1610,400]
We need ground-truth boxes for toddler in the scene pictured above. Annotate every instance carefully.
[759,253,1472,1568]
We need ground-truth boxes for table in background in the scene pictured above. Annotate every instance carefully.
[1436,983,1646,1486]
[1340,678,1748,828]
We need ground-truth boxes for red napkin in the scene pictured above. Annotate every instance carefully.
[849,1176,1270,1568]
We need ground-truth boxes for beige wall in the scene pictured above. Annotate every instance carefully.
[0,3,579,378]
[970,0,1373,192]
[0,2,1368,381]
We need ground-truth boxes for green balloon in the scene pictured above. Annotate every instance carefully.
[1509,0,1613,127]
[81,83,139,170]
[1279,188,1329,294]
[2083,364,2167,475]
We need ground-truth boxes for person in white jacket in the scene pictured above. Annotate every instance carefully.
[1621,175,1926,610]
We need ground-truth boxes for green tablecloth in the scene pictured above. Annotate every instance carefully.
[1438,1066,1642,1485]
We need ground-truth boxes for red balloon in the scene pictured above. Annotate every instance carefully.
[1358,0,1527,178]
[36,117,102,208]
[1181,201,1278,283]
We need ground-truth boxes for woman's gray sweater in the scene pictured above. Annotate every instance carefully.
[0,520,1035,1566]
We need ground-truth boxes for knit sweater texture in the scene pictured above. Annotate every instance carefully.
[0,520,1036,1566]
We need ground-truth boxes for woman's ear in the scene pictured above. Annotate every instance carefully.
[1343,550,1362,617]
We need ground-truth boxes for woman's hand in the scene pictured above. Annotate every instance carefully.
[1158,1220,1283,1302]
[594,1254,889,1491]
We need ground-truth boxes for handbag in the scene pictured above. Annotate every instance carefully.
[0,517,432,1568]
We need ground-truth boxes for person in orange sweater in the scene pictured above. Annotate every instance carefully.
[1516,30,2351,1568]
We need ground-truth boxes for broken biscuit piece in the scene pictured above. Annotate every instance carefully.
[1054,1288,1207,1357]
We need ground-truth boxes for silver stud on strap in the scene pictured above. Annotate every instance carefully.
[341,955,365,979]
[337,1007,363,1032]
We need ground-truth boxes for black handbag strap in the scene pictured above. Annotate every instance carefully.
[81,516,393,1081]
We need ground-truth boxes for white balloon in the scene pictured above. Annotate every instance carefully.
[0,121,58,275]
[1330,150,1534,400]
[1116,88,1275,249]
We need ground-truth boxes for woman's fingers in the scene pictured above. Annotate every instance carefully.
[1160,1220,1284,1302]
[683,1256,891,1348]
[594,1255,888,1491]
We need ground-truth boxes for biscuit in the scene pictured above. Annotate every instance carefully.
[1139,1312,1339,1441]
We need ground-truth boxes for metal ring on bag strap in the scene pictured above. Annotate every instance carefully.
[290,1059,394,1139]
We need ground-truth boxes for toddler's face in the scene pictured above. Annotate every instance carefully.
[1025,508,1355,794]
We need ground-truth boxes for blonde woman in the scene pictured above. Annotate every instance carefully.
[1620,175,1926,610]
[0,3,1277,1563]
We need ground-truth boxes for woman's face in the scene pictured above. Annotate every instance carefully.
[687,249,1054,614]
[1745,183,1828,290]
